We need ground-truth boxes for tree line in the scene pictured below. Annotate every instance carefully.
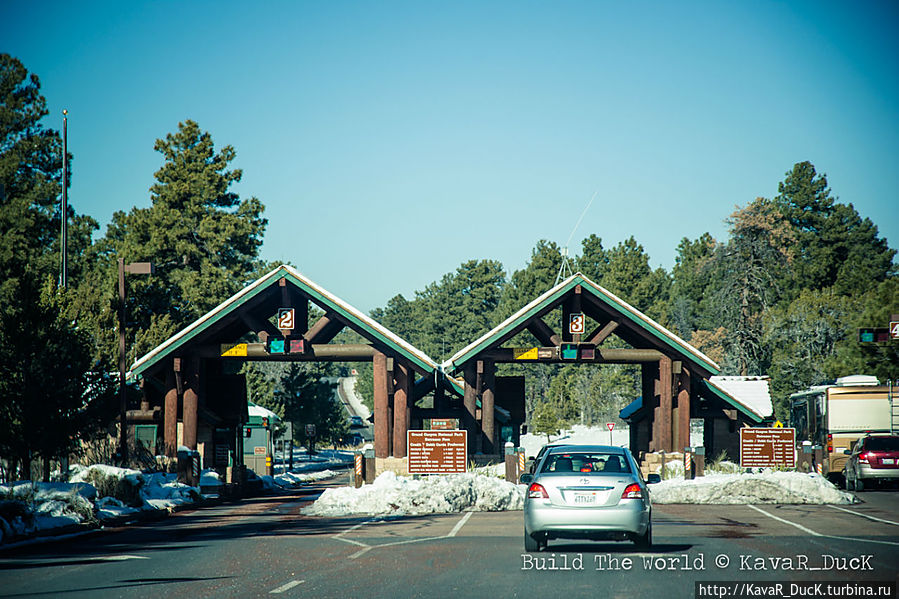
[1,54,896,479]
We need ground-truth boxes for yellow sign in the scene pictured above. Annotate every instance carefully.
[221,343,248,357]
[513,347,539,360]
[773,420,783,428]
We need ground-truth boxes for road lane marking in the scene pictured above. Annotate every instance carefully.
[98,555,149,561]
[270,580,304,594]
[334,512,476,559]
[827,505,899,526]
[447,511,473,537]
[747,505,899,547]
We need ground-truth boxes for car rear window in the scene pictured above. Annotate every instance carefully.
[540,453,631,474]
[864,437,899,451]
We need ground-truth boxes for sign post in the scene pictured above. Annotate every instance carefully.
[606,422,615,446]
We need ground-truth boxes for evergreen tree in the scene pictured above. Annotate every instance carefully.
[774,161,895,296]
[97,120,268,360]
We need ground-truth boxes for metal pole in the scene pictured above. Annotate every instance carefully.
[118,257,128,464]
[60,110,68,289]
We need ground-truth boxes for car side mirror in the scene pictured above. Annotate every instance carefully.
[843,449,853,455]
[646,473,661,484]
[519,473,534,484]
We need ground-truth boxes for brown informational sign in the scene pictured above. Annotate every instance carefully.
[408,430,467,474]
[740,428,796,468]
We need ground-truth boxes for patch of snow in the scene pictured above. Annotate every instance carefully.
[650,471,857,505]
[302,471,524,517]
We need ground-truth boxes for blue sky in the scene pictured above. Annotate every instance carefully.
[4,1,898,312]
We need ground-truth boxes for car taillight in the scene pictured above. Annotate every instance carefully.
[528,483,548,499]
[827,434,833,453]
[621,483,643,499]
[858,452,869,464]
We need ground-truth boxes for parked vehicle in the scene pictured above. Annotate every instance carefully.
[349,416,365,428]
[520,445,655,552]
[843,434,899,491]
[790,375,897,481]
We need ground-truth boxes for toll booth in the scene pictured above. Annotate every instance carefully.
[243,402,280,477]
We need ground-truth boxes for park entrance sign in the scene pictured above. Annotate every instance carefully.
[740,428,796,468]
[408,430,468,474]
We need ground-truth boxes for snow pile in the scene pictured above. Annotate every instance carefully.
[302,471,524,517]
[650,471,857,505]
[274,469,338,487]
[0,481,97,539]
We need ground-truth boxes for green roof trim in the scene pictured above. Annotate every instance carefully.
[442,272,720,375]
[131,265,437,377]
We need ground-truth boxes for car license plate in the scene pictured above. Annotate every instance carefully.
[572,492,597,504]
[882,458,895,465]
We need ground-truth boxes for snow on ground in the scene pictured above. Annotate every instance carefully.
[650,471,857,505]
[0,448,352,544]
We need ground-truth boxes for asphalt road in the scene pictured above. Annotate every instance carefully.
[1,480,896,599]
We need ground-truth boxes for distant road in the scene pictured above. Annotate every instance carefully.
[337,376,370,420]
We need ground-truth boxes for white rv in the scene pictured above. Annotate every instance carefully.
[790,375,897,480]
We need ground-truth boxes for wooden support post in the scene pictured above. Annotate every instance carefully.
[373,352,389,458]
[481,360,495,454]
[678,368,691,454]
[658,356,673,452]
[393,362,410,458]
[182,358,199,451]
[463,364,478,451]
[527,319,561,347]
[642,363,658,452]
[164,366,178,457]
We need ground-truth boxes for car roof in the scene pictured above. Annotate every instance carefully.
[545,444,628,455]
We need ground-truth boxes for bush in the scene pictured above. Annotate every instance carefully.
[84,470,143,507]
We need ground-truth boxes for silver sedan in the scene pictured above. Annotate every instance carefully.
[520,445,655,552]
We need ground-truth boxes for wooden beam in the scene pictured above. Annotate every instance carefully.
[526,319,561,347]
[678,368,691,452]
[586,320,619,345]
[481,360,495,454]
[480,347,664,363]
[164,367,178,458]
[373,351,389,458]
[303,312,344,344]
[393,362,410,458]
[658,356,673,452]
[240,311,279,343]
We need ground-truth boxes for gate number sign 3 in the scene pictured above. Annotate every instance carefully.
[278,308,295,330]
[569,313,585,335]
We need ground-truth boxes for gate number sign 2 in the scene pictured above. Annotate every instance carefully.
[278,308,295,330]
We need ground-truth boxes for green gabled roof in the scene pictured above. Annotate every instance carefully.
[441,272,720,375]
[131,264,438,376]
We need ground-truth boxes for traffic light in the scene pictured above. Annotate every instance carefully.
[560,343,578,360]
[268,338,285,354]
[858,328,889,343]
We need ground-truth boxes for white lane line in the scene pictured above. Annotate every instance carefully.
[748,505,899,547]
[828,505,899,526]
[270,580,304,594]
[97,555,149,561]
[447,511,473,537]
[339,512,476,559]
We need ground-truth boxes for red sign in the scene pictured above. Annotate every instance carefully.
[606,422,615,432]
[408,430,467,474]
